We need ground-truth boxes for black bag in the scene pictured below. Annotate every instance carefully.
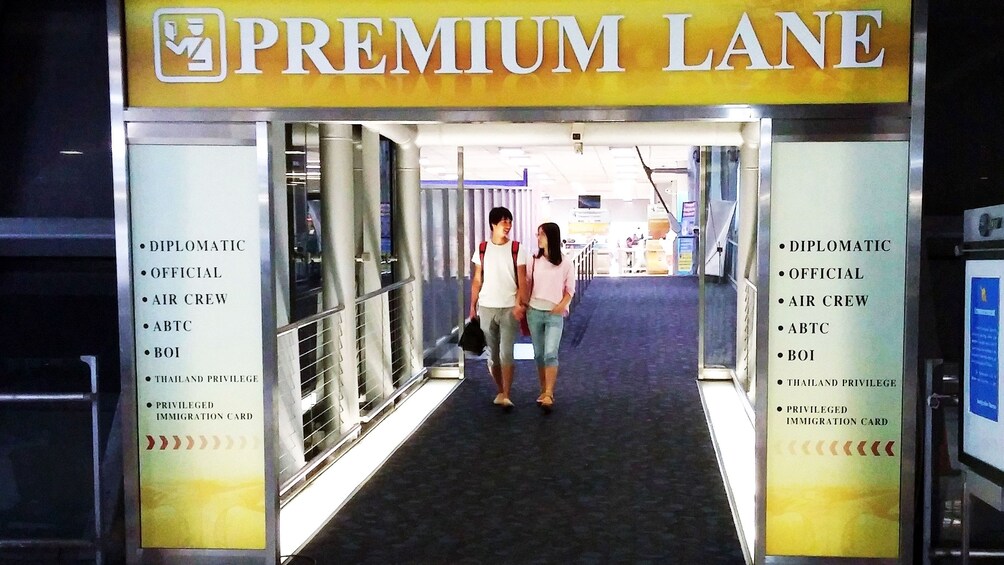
[459,317,486,355]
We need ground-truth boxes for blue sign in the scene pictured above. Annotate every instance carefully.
[970,277,1000,422]
[677,236,696,276]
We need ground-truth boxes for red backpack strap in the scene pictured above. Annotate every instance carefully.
[479,241,487,266]
[511,241,520,288]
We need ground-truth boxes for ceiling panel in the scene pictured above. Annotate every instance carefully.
[420,144,693,200]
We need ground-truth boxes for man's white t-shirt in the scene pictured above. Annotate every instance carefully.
[472,239,528,308]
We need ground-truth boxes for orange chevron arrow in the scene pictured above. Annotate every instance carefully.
[802,440,812,455]
[844,441,853,455]
[159,435,169,450]
[173,436,181,450]
[885,441,895,456]
[830,441,838,455]
[186,436,194,450]
[871,441,881,456]
[146,435,155,450]
[212,435,221,450]
[857,441,867,456]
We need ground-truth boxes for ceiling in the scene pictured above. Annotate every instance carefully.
[419,144,694,201]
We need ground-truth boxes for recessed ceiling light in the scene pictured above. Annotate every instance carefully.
[59,150,84,156]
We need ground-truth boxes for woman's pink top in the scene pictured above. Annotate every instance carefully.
[527,254,576,314]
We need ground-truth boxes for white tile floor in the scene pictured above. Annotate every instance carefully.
[698,380,756,565]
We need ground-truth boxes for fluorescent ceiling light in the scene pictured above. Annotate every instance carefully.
[499,147,525,157]
[59,150,84,156]
[285,150,306,155]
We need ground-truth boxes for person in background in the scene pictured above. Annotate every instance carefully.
[525,222,576,413]
[469,207,528,410]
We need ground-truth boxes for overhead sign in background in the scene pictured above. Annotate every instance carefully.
[130,144,267,550]
[766,141,909,558]
[123,0,912,108]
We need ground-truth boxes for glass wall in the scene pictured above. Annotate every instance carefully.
[702,147,740,373]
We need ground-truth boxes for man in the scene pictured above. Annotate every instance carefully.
[469,207,528,409]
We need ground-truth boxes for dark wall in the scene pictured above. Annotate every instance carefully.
[922,1,1004,215]
[0,0,113,218]
[919,1,1004,363]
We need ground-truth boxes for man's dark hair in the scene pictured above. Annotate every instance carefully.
[488,207,513,228]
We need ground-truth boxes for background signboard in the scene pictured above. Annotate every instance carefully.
[123,0,912,108]
[962,260,1004,484]
[766,141,909,558]
[129,144,268,550]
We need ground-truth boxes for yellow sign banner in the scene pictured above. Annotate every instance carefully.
[124,0,912,108]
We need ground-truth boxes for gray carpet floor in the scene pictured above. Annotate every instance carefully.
[299,277,744,564]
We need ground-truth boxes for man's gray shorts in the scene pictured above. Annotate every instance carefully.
[478,306,518,368]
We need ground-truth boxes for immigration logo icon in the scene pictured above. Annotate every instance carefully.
[153,8,227,83]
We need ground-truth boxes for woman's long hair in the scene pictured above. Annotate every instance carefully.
[536,222,563,266]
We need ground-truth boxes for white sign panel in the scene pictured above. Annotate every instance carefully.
[766,141,909,558]
[129,144,267,549]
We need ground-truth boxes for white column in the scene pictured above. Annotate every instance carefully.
[319,123,359,436]
[397,141,423,375]
[736,122,761,395]
[356,129,394,409]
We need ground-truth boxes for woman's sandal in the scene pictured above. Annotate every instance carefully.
[539,394,554,413]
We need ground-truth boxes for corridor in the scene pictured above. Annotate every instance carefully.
[300,277,744,564]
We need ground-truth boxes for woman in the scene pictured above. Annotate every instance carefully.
[525,222,576,413]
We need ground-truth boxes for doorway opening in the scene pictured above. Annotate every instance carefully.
[275,119,762,561]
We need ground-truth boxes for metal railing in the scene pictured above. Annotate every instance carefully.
[276,306,347,492]
[922,359,1004,564]
[569,241,596,308]
[277,277,423,497]
[0,357,103,564]
[356,278,421,421]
